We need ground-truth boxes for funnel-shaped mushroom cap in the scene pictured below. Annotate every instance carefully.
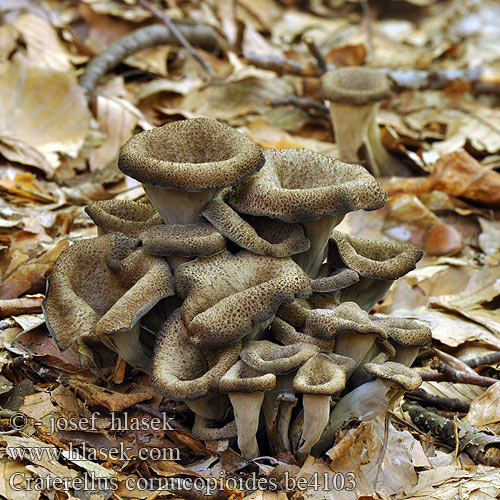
[371,316,432,348]
[139,223,226,257]
[43,233,174,350]
[227,148,387,223]
[219,360,276,393]
[175,250,312,349]
[151,310,241,400]
[271,317,335,352]
[202,195,310,257]
[85,199,163,237]
[319,67,391,106]
[293,353,355,395]
[303,302,387,340]
[364,361,422,391]
[240,340,319,375]
[329,231,423,280]
[119,118,263,192]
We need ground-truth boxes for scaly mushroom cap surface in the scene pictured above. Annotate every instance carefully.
[43,233,174,350]
[139,223,226,257]
[240,340,319,375]
[85,199,163,237]
[319,67,391,106]
[329,231,423,280]
[364,361,422,391]
[371,316,432,348]
[202,195,310,257]
[227,148,387,223]
[219,360,276,393]
[118,117,264,192]
[293,353,355,395]
[175,250,312,349]
[303,302,387,340]
[151,309,241,400]
[271,317,335,352]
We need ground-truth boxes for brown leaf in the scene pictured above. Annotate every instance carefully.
[0,295,43,317]
[71,381,153,412]
[386,150,500,207]
[0,59,90,174]
[465,382,500,435]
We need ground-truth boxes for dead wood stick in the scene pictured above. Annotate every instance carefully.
[430,360,500,387]
[304,36,327,72]
[136,0,216,78]
[80,23,218,96]
[432,348,477,375]
[269,95,329,114]
[405,388,470,413]
[403,401,500,466]
[245,52,316,76]
[464,351,500,368]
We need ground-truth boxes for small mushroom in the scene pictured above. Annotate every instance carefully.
[202,192,310,257]
[371,316,432,366]
[240,340,319,375]
[85,199,163,237]
[319,67,409,177]
[328,230,423,310]
[151,309,241,403]
[226,148,387,277]
[175,250,312,349]
[118,118,264,224]
[313,361,422,456]
[219,360,276,459]
[271,317,335,352]
[43,233,174,360]
[303,302,387,369]
[293,353,355,461]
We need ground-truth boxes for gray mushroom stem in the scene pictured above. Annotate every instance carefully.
[328,102,403,178]
[294,215,345,278]
[297,394,331,461]
[339,277,394,311]
[185,393,229,421]
[333,332,378,371]
[143,185,218,225]
[229,392,265,459]
[262,372,297,455]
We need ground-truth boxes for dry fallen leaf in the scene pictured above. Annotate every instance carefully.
[0,59,90,173]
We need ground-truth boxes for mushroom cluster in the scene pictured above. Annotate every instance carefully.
[43,117,431,461]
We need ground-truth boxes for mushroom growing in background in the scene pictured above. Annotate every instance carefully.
[118,117,264,224]
[319,66,410,177]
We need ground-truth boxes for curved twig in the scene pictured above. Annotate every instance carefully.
[80,23,219,96]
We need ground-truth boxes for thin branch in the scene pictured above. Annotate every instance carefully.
[136,0,216,78]
[406,388,470,413]
[430,360,500,387]
[465,351,500,369]
[268,95,329,114]
[432,349,477,375]
[245,52,316,76]
[403,401,500,466]
[304,36,327,73]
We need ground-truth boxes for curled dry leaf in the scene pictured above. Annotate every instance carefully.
[386,150,500,207]
[0,60,90,173]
